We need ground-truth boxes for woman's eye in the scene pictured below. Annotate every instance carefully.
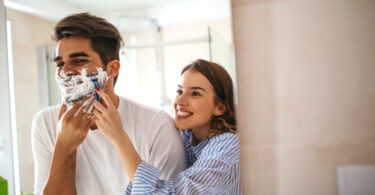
[176,89,183,95]
[192,91,200,96]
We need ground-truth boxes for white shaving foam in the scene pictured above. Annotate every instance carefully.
[56,67,108,113]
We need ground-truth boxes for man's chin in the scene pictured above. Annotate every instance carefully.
[65,97,85,105]
[65,94,94,105]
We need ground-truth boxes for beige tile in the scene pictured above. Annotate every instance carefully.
[233,0,279,146]
[240,143,375,194]
[240,145,279,195]
[233,0,375,146]
[232,0,282,7]
[276,143,375,195]
[271,0,375,145]
[233,0,375,194]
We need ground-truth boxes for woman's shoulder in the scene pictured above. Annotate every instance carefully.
[201,133,239,160]
[209,132,239,148]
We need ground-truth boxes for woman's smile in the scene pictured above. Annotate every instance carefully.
[176,108,193,119]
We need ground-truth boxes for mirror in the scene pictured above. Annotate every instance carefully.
[4,0,236,193]
[0,1,17,195]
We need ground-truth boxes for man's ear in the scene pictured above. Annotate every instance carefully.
[105,59,120,77]
[214,102,226,116]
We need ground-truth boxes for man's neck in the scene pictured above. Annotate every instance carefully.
[108,92,120,108]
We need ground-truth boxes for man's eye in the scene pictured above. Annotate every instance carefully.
[56,62,64,67]
[192,91,200,96]
[73,59,87,64]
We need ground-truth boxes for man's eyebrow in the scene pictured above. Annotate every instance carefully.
[53,56,62,62]
[53,52,89,62]
[69,52,89,58]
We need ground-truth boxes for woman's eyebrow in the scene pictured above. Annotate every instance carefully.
[177,85,206,92]
[190,86,206,92]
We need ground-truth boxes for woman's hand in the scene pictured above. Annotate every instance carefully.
[92,89,142,182]
[92,89,125,144]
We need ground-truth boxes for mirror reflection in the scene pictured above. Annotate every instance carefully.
[4,0,237,194]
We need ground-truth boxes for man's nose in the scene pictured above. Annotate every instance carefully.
[60,63,79,76]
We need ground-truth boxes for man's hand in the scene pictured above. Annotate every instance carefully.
[56,98,93,154]
[43,98,93,195]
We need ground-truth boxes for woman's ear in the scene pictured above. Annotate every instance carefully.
[105,60,120,77]
[214,102,226,116]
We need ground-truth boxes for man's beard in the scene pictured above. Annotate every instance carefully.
[55,67,108,112]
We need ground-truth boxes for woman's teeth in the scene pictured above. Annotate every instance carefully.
[178,110,192,116]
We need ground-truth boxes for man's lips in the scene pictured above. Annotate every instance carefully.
[64,80,84,88]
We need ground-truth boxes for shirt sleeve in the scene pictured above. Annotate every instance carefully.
[148,112,186,181]
[127,135,240,195]
[31,111,53,195]
[128,158,239,195]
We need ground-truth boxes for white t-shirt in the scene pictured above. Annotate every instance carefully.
[31,97,186,195]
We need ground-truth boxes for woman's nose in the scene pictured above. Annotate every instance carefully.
[175,94,188,106]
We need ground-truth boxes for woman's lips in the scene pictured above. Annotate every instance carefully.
[176,109,193,119]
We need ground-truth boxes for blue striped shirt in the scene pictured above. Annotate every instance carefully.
[125,130,241,194]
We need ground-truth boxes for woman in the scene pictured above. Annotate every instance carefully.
[93,59,240,194]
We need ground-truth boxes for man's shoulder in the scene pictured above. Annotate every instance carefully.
[118,96,161,113]
[118,96,172,122]
[32,105,60,138]
[33,105,60,123]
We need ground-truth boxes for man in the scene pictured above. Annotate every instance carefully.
[31,13,186,195]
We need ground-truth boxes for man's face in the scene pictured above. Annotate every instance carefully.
[54,36,104,80]
[54,36,108,106]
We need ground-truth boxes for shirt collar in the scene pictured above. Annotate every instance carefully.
[181,130,211,160]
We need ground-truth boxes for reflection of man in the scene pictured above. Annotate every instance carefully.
[31,13,186,195]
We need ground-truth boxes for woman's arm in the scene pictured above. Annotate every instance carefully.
[112,131,142,182]
[129,157,240,194]
[93,89,240,194]
[128,133,240,194]
[92,89,141,182]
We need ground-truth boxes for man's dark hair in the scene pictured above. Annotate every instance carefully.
[54,12,122,85]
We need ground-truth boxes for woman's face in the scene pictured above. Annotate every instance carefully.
[174,70,223,132]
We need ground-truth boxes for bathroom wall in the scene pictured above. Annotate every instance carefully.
[6,8,55,193]
[232,0,375,194]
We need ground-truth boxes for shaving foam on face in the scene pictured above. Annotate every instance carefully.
[56,67,108,113]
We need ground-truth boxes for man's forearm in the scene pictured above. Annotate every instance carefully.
[43,142,77,195]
